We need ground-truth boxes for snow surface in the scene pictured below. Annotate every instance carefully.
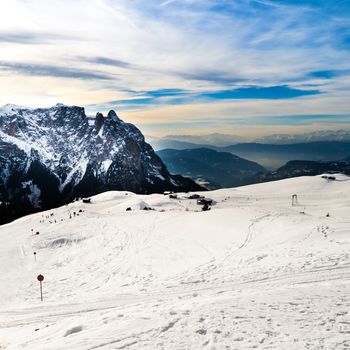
[0,175,350,349]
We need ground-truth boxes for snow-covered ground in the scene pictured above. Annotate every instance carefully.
[1,175,350,349]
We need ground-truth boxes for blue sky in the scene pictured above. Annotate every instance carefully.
[0,0,349,137]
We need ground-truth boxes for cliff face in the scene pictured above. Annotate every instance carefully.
[0,104,202,223]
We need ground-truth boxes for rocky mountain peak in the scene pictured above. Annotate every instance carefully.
[0,104,202,224]
[107,109,120,121]
[95,112,104,133]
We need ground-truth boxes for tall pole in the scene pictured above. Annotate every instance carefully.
[40,281,43,302]
[37,274,44,302]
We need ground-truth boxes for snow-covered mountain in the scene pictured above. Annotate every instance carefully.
[0,104,201,223]
[0,175,349,349]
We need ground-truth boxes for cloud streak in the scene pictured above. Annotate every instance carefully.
[0,61,114,81]
[87,86,321,113]
[0,32,66,44]
[80,56,133,69]
[0,0,349,136]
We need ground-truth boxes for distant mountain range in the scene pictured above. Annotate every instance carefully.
[255,129,350,144]
[157,148,265,189]
[0,104,202,224]
[156,133,247,147]
[146,137,213,151]
[147,129,350,151]
[149,137,350,169]
[221,142,350,169]
[156,147,350,189]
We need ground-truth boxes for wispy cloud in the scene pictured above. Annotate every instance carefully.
[160,0,178,7]
[88,85,321,112]
[0,61,114,80]
[0,32,67,44]
[0,0,349,136]
[80,56,133,69]
[174,70,245,85]
[224,114,350,126]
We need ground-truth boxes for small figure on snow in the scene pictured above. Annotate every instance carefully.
[292,194,298,206]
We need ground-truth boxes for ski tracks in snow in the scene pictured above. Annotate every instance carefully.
[1,175,350,349]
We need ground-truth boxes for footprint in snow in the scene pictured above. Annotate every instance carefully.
[233,337,244,341]
[64,326,83,337]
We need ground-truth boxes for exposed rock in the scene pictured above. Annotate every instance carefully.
[0,104,202,224]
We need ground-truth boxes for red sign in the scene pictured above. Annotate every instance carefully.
[37,274,44,282]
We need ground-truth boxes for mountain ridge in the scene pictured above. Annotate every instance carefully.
[246,159,350,185]
[147,129,350,150]
[157,148,265,189]
[0,104,202,224]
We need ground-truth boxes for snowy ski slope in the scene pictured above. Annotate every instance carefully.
[0,174,350,349]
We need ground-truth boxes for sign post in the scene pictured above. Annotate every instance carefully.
[33,252,37,262]
[37,274,44,302]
